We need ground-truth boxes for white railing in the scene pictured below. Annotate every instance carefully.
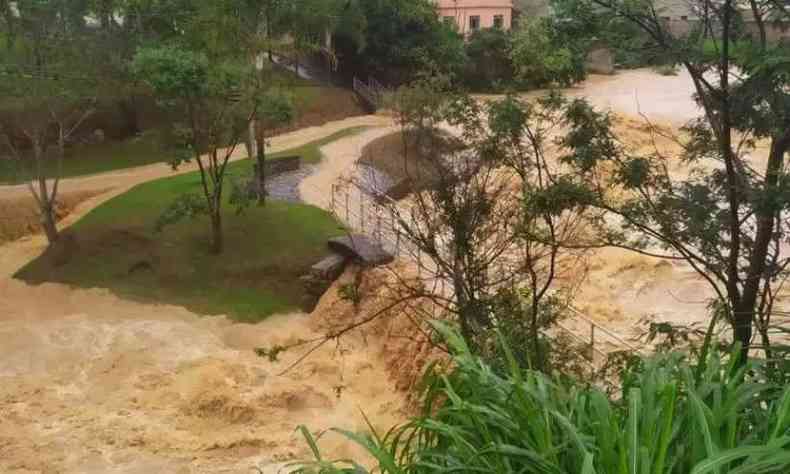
[325,176,640,364]
[353,77,379,110]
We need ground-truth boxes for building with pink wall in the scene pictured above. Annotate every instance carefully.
[436,1,516,35]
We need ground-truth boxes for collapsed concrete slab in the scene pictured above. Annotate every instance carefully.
[327,234,394,266]
[310,253,347,280]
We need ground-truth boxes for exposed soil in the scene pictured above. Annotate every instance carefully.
[359,130,447,200]
[0,190,107,244]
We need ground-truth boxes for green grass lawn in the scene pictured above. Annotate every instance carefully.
[14,129,367,322]
[0,131,169,185]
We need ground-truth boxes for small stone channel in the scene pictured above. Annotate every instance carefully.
[266,161,396,204]
[264,164,317,202]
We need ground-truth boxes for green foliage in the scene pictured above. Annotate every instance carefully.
[332,0,466,83]
[548,0,667,69]
[295,324,790,473]
[509,18,585,88]
[133,43,260,253]
[481,288,584,375]
[257,89,295,129]
[132,46,211,99]
[154,192,209,232]
[462,28,514,92]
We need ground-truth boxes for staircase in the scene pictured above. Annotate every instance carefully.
[353,76,388,112]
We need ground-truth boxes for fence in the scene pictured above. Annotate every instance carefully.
[352,76,389,111]
[325,173,640,365]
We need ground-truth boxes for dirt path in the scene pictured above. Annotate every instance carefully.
[299,126,399,209]
[0,115,393,278]
[0,115,392,203]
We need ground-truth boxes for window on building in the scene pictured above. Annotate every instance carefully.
[493,15,504,29]
[470,15,480,31]
[681,15,688,20]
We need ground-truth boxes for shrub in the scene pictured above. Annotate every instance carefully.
[510,18,585,88]
[462,28,515,92]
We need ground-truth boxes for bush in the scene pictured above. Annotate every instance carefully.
[510,18,585,88]
[462,28,515,92]
[295,324,790,473]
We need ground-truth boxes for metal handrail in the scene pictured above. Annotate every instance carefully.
[567,306,642,353]
[328,179,643,361]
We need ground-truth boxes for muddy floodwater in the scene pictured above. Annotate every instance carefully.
[1,69,750,472]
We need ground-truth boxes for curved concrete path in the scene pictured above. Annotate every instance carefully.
[0,115,394,277]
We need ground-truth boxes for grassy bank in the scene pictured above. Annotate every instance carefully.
[14,129,367,322]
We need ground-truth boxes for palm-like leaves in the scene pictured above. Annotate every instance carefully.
[296,324,790,473]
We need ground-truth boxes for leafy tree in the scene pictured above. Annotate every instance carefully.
[463,28,514,92]
[83,0,176,136]
[509,17,586,88]
[252,90,294,203]
[133,46,261,254]
[548,0,664,68]
[383,79,589,372]
[558,0,790,363]
[332,0,466,84]
[0,0,99,244]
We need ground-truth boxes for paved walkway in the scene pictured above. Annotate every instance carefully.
[0,115,395,277]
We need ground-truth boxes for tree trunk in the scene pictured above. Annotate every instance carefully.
[210,209,223,255]
[40,199,59,244]
[119,97,141,136]
[245,121,257,162]
[32,140,59,245]
[735,135,790,359]
[255,129,266,203]
[531,296,545,372]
